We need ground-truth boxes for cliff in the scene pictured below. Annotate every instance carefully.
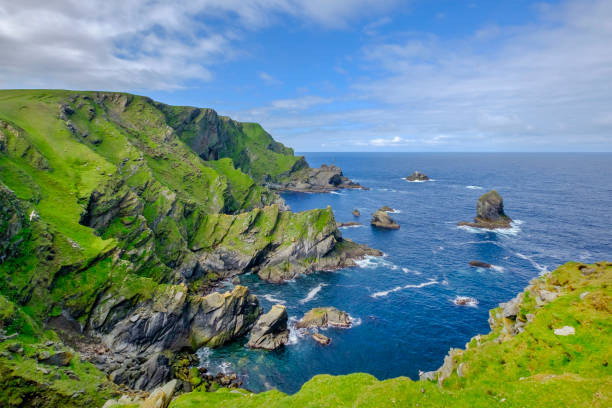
[0,89,375,404]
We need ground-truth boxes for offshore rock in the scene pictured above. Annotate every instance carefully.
[405,171,430,181]
[312,333,331,345]
[352,209,360,217]
[296,307,351,329]
[469,260,492,268]
[458,190,512,229]
[246,304,289,350]
[371,210,400,230]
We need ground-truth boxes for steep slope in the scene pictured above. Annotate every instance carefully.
[0,89,376,400]
[170,261,612,408]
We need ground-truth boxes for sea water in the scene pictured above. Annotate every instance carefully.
[198,152,612,393]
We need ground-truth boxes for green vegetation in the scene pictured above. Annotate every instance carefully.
[0,89,343,406]
[170,262,611,407]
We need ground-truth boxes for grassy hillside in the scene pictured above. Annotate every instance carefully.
[170,261,611,408]
[0,90,346,406]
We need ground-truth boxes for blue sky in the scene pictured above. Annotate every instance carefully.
[1,0,611,151]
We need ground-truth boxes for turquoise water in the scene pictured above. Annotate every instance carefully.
[198,153,612,394]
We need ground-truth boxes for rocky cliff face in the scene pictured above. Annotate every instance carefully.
[0,90,378,396]
[266,164,365,192]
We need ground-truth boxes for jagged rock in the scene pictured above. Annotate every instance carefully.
[501,296,522,320]
[296,307,351,329]
[257,239,382,283]
[0,183,27,262]
[312,333,331,345]
[419,370,436,381]
[379,206,395,212]
[458,190,512,229]
[371,210,399,230]
[469,260,492,268]
[352,209,360,217]
[101,285,260,355]
[267,164,365,192]
[246,305,289,350]
[405,171,429,181]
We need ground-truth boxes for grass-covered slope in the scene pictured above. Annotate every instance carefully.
[170,261,612,408]
[0,89,356,403]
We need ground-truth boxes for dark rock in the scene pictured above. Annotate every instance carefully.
[39,351,73,366]
[371,210,400,230]
[296,307,351,329]
[469,260,492,268]
[458,190,512,229]
[405,171,430,181]
[352,209,360,217]
[312,333,331,345]
[246,305,289,350]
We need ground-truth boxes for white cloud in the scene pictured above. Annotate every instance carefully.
[0,0,400,90]
[236,0,612,151]
[259,72,283,85]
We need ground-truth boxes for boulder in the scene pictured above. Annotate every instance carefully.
[352,209,360,217]
[458,190,512,229]
[296,307,351,329]
[371,210,399,230]
[38,351,73,367]
[405,171,429,181]
[469,260,492,268]
[312,333,331,345]
[141,379,178,408]
[246,305,289,350]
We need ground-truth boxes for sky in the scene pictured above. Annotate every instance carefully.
[1,0,611,152]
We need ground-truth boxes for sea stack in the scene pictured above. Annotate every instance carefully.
[406,171,430,182]
[371,210,400,230]
[246,305,289,350]
[458,190,512,229]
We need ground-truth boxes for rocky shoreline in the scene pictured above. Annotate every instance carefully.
[265,164,366,192]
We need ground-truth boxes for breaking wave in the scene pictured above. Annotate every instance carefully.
[516,252,549,275]
[262,294,286,304]
[371,279,438,298]
[299,283,327,304]
[356,256,400,270]
[452,296,479,307]
[465,185,484,190]
[457,220,523,236]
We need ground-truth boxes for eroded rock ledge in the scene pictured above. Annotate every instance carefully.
[266,163,366,192]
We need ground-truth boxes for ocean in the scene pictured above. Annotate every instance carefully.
[198,152,612,394]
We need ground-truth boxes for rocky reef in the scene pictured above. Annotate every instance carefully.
[405,171,429,181]
[458,190,512,229]
[296,307,351,329]
[371,210,400,230]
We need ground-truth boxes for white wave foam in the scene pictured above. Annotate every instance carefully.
[348,314,362,327]
[401,267,422,275]
[356,256,399,270]
[516,252,549,275]
[299,283,327,304]
[457,220,523,236]
[371,279,438,298]
[339,224,363,229]
[287,317,307,345]
[405,179,427,183]
[262,294,286,304]
[490,265,505,272]
[466,185,484,190]
[387,209,401,214]
[218,361,232,375]
[453,296,479,307]
[196,347,211,367]
[329,191,344,195]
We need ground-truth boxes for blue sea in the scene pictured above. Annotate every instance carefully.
[199,153,612,394]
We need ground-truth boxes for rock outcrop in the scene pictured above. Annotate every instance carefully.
[312,333,331,345]
[256,239,382,283]
[246,305,289,350]
[405,171,429,181]
[296,307,351,329]
[458,190,512,229]
[0,183,27,263]
[352,209,360,217]
[371,210,400,230]
[266,164,365,192]
[337,221,361,228]
[469,260,492,268]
